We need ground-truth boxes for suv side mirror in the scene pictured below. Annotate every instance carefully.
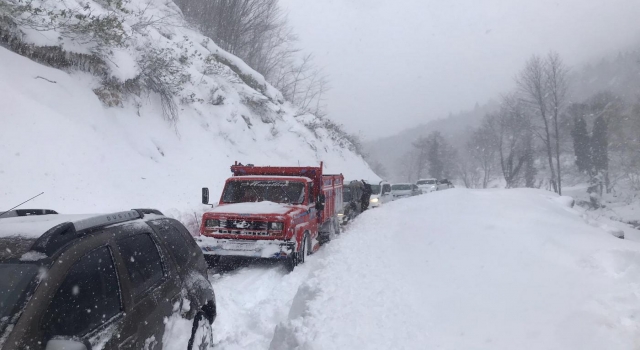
[315,193,326,211]
[202,188,210,205]
[46,338,89,350]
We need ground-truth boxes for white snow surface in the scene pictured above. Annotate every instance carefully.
[0,0,376,214]
[210,202,295,215]
[265,188,640,350]
[0,214,95,239]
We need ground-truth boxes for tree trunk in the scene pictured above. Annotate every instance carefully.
[554,116,562,195]
[543,120,558,193]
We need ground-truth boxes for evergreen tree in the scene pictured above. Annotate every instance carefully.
[591,115,608,175]
[571,115,592,175]
[426,132,444,179]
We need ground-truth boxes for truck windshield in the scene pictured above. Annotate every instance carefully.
[0,264,39,332]
[222,180,306,204]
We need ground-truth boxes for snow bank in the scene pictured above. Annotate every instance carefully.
[271,188,640,350]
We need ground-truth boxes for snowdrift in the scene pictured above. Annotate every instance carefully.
[0,0,376,214]
[271,189,640,350]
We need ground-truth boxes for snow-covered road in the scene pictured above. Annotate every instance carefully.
[202,188,640,350]
[208,256,321,349]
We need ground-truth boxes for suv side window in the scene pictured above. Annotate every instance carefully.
[147,220,193,268]
[116,234,164,298]
[42,247,121,337]
[383,184,391,194]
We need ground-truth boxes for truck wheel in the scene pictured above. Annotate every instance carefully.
[204,255,220,268]
[286,233,307,272]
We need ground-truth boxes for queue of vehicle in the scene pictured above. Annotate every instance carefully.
[197,162,343,272]
[0,162,386,350]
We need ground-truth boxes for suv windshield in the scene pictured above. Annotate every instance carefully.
[417,180,436,185]
[392,184,412,190]
[222,180,306,204]
[0,264,39,332]
[369,185,381,194]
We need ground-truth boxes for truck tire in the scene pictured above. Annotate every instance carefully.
[286,233,308,272]
[204,255,220,268]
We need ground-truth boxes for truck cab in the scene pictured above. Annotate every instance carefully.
[197,163,343,271]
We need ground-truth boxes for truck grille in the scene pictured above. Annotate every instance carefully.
[219,219,268,231]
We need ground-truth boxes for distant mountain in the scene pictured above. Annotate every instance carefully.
[364,101,499,181]
[365,46,640,182]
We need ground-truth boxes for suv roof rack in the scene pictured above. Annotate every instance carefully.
[132,208,164,217]
[0,209,58,219]
[32,210,142,256]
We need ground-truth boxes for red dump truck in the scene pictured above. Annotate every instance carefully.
[197,162,344,271]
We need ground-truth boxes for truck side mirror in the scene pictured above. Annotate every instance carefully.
[202,188,210,205]
[315,193,326,211]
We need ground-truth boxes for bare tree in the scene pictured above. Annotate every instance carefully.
[517,52,569,194]
[175,0,330,115]
[411,136,430,179]
[456,148,483,188]
[492,96,534,188]
[272,53,330,115]
[468,117,499,188]
[398,149,419,183]
[545,52,569,195]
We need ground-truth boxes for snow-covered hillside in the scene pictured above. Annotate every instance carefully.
[266,189,640,350]
[0,0,376,214]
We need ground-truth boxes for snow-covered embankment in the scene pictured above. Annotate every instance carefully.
[270,188,640,350]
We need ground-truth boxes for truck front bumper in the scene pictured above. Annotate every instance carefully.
[196,236,295,259]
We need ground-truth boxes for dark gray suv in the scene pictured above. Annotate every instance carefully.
[0,209,216,350]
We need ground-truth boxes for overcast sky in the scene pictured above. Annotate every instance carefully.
[279,0,640,140]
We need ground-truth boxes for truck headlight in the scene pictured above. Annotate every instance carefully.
[205,219,220,228]
[268,222,284,231]
[370,198,379,203]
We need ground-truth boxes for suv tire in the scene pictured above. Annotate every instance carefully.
[187,311,213,350]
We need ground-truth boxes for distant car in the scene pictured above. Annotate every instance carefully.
[391,183,421,199]
[439,179,455,189]
[416,178,439,193]
[368,181,392,208]
[0,209,216,350]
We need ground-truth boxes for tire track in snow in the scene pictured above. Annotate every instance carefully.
[208,257,319,349]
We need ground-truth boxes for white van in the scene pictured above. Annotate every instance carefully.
[368,180,392,208]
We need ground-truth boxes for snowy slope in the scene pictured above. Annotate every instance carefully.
[270,189,640,350]
[0,0,376,214]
